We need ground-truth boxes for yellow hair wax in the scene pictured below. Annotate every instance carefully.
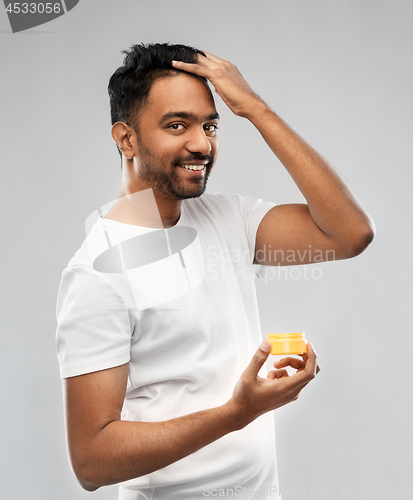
[266,332,308,355]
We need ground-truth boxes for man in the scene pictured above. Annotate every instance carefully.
[56,43,374,499]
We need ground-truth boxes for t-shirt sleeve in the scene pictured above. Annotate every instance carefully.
[235,195,276,258]
[237,195,276,278]
[55,265,134,379]
[218,193,276,278]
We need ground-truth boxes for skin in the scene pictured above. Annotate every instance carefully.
[106,73,220,228]
[64,51,374,491]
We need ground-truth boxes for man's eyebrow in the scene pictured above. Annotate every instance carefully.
[160,111,220,123]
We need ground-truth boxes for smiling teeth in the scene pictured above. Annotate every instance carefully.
[181,165,205,171]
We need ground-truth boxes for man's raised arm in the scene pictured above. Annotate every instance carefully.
[64,341,318,491]
[172,53,375,265]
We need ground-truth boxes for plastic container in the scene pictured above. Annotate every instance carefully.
[266,332,308,355]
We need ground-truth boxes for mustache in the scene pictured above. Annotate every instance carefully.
[173,153,213,165]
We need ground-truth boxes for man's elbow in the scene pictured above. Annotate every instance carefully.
[70,453,103,492]
[79,479,100,493]
[344,219,376,258]
[74,463,101,492]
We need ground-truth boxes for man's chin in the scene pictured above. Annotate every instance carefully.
[169,176,209,200]
[172,184,207,200]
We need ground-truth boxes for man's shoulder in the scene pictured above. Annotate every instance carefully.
[64,216,120,271]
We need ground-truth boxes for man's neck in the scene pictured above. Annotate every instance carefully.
[104,186,182,229]
[152,192,182,228]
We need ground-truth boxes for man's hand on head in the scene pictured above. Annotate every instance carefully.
[172,52,265,119]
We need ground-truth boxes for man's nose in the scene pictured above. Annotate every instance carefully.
[186,128,212,155]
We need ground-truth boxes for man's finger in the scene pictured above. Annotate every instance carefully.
[242,340,271,381]
[273,357,306,371]
[268,369,289,380]
[285,343,318,388]
[199,51,222,63]
[171,60,211,77]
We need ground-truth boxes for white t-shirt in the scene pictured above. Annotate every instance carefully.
[56,192,281,500]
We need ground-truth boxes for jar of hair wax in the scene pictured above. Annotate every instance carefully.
[266,333,308,355]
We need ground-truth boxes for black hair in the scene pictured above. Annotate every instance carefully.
[108,43,206,158]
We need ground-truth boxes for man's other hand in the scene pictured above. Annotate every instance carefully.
[228,340,320,428]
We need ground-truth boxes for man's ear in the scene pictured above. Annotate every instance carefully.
[111,122,136,160]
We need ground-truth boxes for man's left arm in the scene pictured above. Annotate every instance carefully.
[173,52,375,265]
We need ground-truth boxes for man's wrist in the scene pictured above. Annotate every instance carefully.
[220,398,255,432]
[243,98,275,123]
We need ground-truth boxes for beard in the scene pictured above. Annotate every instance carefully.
[137,141,214,200]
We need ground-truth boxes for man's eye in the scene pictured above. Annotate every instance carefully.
[204,124,218,134]
[169,123,185,131]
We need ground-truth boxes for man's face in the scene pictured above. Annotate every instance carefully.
[131,73,220,200]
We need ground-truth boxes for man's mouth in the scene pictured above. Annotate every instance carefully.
[178,164,206,171]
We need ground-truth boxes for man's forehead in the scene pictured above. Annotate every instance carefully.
[145,73,218,120]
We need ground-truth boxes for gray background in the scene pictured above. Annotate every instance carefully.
[1,1,412,499]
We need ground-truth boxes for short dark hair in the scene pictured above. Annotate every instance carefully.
[108,43,206,149]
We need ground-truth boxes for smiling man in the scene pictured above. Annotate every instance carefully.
[110,68,220,220]
[56,43,374,499]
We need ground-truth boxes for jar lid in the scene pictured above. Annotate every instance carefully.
[267,332,305,341]
[266,332,307,355]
